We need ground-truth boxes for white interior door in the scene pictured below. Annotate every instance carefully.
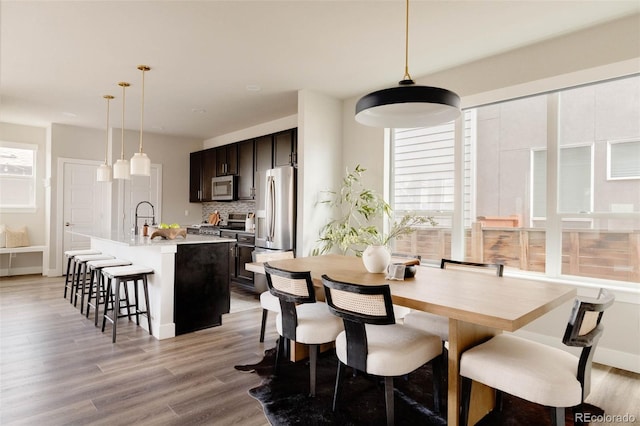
[62,161,109,273]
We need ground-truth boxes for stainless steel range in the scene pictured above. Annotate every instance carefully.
[187,213,251,236]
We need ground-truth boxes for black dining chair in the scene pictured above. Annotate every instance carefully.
[263,263,343,397]
[460,288,614,426]
[322,274,444,426]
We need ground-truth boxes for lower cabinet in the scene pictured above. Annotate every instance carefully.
[174,242,230,335]
[221,231,255,290]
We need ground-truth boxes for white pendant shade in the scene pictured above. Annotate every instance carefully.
[96,163,112,182]
[130,152,151,176]
[113,158,130,180]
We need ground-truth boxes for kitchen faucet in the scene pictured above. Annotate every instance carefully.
[134,201,156,235]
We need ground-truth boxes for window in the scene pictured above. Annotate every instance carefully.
[532,144,593,218]
[0,142,37,210]
[608,139,640,180]
[390,74,640,285]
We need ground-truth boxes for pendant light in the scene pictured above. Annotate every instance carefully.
[130,65,151,176]
[113,82,131,180]
[355,0,460,128]
[96,94,114,182]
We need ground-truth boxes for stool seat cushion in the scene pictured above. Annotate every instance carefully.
[74,254,114,263]
[336,324,442,377]
[276,302,343,345]
[87,259,132,269]
[403,311,449,341]
[102,265,154,277]
[65,249,101,257]
[260,291,280,313]
[460,334,582,407]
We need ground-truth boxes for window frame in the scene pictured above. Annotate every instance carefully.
[0,141,38,212]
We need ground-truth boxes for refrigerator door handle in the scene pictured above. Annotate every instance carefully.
[267,175,276,242]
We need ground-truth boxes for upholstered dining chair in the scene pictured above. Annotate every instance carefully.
[321,274,444,426]
[263,263,343,397]
[460,288,614,426]
[403,258,504,343]
[252,250,295,342]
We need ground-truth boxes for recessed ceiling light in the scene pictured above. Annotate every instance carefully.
[245,84,261,92]
[191,108,207,114]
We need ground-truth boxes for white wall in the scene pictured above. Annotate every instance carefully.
[297,89,343,257]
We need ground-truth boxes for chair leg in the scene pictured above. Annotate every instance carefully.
[460,376,472,426]
[274,336,285,375]
[63,256,73,298]
[112,279,120,343]
[332,360,344,412]
[259,309,268,342]
[101,277,112,333]
[496,389,504,411]
[309,344,318,397]
[551,407,564,426]
[432,357,442,414]
[384,376,394,426]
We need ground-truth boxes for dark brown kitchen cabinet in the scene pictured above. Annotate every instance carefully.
[220,230,255,290]
[174,242,230,335]
[189,148,216,202]
[237,139,255,199]
[216,144,238,176]
[201,148,217,201]
[255,135,273,172]
[274,128,297,167]
[189,151,202,202]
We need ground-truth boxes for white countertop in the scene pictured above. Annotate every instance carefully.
[72,230,235,247]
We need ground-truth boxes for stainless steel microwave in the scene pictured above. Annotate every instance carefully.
[211,175,238,201]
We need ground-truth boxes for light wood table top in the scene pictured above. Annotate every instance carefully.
[246,254,576,332]
[247,254,577,425]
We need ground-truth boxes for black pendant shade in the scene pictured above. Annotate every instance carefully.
[355,79,461,128]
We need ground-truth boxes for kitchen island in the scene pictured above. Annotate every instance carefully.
[78,231,236,339]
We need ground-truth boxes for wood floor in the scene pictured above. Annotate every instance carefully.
[1,274,639,426]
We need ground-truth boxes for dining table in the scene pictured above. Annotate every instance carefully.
[246,254,576,426]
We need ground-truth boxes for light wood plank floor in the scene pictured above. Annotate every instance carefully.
[1,275,638,425]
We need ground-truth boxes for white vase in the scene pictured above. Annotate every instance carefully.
[362,245,391,273]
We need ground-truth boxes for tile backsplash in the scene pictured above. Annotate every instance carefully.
[202,201,256,225]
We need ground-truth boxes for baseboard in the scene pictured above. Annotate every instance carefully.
[0,266,43,277]
[516,329,640,374]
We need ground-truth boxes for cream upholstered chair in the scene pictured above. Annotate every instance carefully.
[460,288,614,426]
[403,258,504,342]
[264,263,343,397]
[252,250,294,342]
[322,274,444,426]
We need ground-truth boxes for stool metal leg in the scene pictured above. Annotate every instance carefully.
[101,276,112,333]
[142,275,152,336]
[63,256,73,299]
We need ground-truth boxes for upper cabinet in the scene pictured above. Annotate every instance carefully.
[190,128,297,203]
[237,139,254,200]
[190,148,217,202]
[216,144,238,176]
[274,129,297,167]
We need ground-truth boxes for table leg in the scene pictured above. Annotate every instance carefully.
[447,319,497,426]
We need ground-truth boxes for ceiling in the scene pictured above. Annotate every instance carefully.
[1,1,638,140]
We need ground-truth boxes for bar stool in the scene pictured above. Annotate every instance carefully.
[72,254,115,313]
[63,249,101,299]
[101,265,154,343]
[85,258,133,326]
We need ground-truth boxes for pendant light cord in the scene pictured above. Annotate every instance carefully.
[402,0,412,82]
[104,95,113,164]
[118,82,129,160]
[137,65,150,154]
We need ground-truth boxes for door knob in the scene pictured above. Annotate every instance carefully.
[65,222,71,227]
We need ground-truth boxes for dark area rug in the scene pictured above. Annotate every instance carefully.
[235,348,603,426]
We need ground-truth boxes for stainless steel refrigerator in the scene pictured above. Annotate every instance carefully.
[255,166,296,252]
